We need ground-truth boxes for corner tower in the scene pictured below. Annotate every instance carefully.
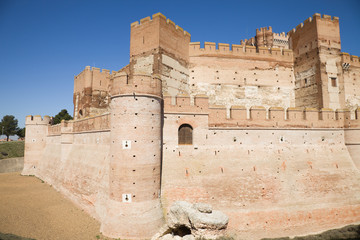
[101,13,190,239]
[22,115,50,175]
[289,14,344,109]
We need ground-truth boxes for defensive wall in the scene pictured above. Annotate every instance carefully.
[22,12,360,240]
[23,95,360,239]
[162,95,360,239]
[188,42,295,112]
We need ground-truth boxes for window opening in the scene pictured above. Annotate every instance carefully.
[178,124,193,145]
[331,77,337,87]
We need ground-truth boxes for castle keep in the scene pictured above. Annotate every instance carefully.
[23,13,360,239]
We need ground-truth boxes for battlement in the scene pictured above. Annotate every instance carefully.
[164,94,360,128]
[164,94,209,113]
[288,13,339,36]
[74,66,113,93]
[189,42,293,62]
[74,66,112,79]
[25,115,50,125]
[48,124,61,136]
[341,53,360,67]
[273,32,288,38]
[131,13,190,38]
[110,73,162,97]
[130,12,191,62]
[256,26,272,34]
[72,113,110,133]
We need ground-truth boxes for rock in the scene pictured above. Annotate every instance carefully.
[151,224,172,240]
[183,234,195,240]
[166,201,229,239]
[167,201,195,229]
[188,210,228,230]
[194,203,212,213]
[160,234,174,240]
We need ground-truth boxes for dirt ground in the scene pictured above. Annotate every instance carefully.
[0,172,106,240]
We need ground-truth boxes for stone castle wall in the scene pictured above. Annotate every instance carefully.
[22,12,360,240]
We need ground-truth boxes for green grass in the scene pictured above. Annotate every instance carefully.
[0,141,24,160]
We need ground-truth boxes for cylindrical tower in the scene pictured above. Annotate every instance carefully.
[101,74,164,239]
[101,12,190,239]
[22,115,50,175]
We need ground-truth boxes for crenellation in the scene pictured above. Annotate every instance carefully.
[166,18,176,27]
[189,41,294,61]
[304,17,313,24]
[140,16,151,24]
[25,115,51,125]
[131,12,189,37]
[269,107,285,120]
[320,108,335,120]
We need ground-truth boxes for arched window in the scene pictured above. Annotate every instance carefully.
[178,124,193,145]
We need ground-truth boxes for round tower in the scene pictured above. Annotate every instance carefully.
[101,12,190,239]
[22,115,50,175]
[101,73,164,239]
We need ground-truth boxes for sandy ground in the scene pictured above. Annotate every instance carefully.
[0,172,104,240]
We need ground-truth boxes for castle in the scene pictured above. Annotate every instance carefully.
[23,13,360,239]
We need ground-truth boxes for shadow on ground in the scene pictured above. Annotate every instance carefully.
[0,233,35,240]
[261,224,360,240]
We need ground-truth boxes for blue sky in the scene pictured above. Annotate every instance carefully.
[0,0,359,130]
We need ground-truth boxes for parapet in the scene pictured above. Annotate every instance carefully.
[74,66,113,93]
[341,53,360,68]
[72,113,110,133]
[189,42,293,62]
[74,66,112,79]
[256,26,272,34]
[273,32,288,38]
[164,94,209,113]
[208,107,359,128]
[288,13,339,36]
[110,73,162,98]
[25,115,51,125]
[131,12,191,38]
[164,96,360,128]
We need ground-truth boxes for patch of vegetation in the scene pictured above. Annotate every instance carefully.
[261,224,360,240]
[0,141,24,160]
[0,232,35,240]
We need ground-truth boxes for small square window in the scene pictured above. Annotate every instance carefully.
[331,77,337,87]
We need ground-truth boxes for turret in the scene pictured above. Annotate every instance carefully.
[256,27,273,48]
[289,13,344,110]
[101,13,191,239]
[73,66,111,120]
[22,115,50,175]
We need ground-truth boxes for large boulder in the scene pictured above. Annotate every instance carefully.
[166,201,229,239]
[167,201,194,229]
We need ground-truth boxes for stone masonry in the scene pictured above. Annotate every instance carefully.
[23,13,360,239]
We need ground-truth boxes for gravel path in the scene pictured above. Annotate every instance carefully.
[0,172,104,240]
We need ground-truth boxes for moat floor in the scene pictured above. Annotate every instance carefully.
[0,172,102,240]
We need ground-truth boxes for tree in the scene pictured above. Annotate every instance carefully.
[16,127,25,139]
[0,115,19,141]
[53,109,73,125]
